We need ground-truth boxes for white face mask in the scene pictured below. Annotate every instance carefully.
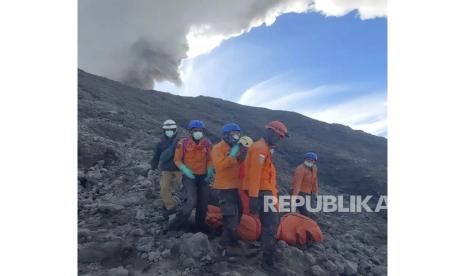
[232,134,240,141]
[304,161,314,168]
[165,130,175,138]
[192,131,203,140]
[270,148,275,155]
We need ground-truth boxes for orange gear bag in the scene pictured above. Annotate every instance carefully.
[276,213,324,245]
[236,214,261,241]
[205,205,262,241]
[205,204,223,230]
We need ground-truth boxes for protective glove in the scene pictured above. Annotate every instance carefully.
[204,166,215,182]
[229,144,240,158]
[237,147,247,161]
[179,164,195,179]
[249,197,260,214]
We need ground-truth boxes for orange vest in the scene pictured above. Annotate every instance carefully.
[291,163,318,195]
[242,138,277,197]
[211,140,240,189]
[174,137,212,175]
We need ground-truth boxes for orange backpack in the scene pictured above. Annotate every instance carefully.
[236,214,261,241]
[205,205,223,230]
[276,213,324,245]
[205,205,262,241]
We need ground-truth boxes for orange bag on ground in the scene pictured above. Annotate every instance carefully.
[205,204,262,241]
[236,214,261,241]
[205,205,223,230]
[276,213,324,245]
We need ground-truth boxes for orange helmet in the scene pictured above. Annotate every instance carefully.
[265,121,289,138]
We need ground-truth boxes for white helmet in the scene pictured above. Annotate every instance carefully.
[162,119,177,130]
[238,136,253,148]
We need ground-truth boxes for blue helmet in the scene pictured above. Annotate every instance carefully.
[304,152,318,161]
[222,123,241,134]
[187,120,205,130]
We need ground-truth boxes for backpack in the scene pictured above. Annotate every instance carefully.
[236,214,261,241]
[180,137,212,165]
[276,213,324,245]
[205,205,261,241]
[205,205,223,230]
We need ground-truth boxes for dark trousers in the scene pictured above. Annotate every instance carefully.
[297,192,317,220]
[215,189,243,246]
[257,191,279,259]
[169,174,209,231]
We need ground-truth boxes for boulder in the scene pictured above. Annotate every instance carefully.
[98,202,124,214]
[305,252,317,266]
[136,237,154,252]
[148,251,161,262]
[310,265,329,276]
[135,209,145,220]
[132,163,151,177]
[78,239,123,263]
[323,260,338,272]
[179,232,213,260]
[344,260,358,276]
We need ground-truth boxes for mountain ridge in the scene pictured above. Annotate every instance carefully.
[78,69,386,196]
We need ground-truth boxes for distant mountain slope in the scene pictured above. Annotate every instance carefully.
[79,69,386,196]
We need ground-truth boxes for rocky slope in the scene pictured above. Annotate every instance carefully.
[78,69,387,276]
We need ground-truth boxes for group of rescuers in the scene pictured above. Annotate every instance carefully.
[150,119,319,271]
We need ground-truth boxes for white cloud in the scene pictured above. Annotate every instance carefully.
[312,0,387,20]
[238,76,387,136]
[79,0,386,89]
[238,74,348,108]
[302,92,387,136]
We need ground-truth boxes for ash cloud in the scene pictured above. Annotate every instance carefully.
[78,0,385,90]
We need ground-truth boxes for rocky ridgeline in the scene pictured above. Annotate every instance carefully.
[78,70,387,275]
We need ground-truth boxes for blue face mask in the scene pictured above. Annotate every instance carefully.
[192,131,203,140]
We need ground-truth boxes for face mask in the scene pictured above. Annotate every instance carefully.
[270,148,275,155]
[192,131,203,140]
[165,130,175,138]
[232,134,240,141]
[269,133,281,146]
[304,161,314,168]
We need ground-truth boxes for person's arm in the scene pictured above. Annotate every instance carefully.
[292,167,304,196]
[150,143,162,170]
[211,146,237,171]
[206,146,213,169]
[313,165,319,194]
[246,148,264,197]
[173,140,184,169]
[174,140,195,179]
[159,139,177,164]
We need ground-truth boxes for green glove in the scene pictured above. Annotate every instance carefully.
[204,166,215,182]
[179,164,195,179]
[229,144,240,157]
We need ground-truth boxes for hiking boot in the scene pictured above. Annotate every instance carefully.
[162,207,177,219]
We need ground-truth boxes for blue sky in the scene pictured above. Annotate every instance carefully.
[155,11,387,137]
